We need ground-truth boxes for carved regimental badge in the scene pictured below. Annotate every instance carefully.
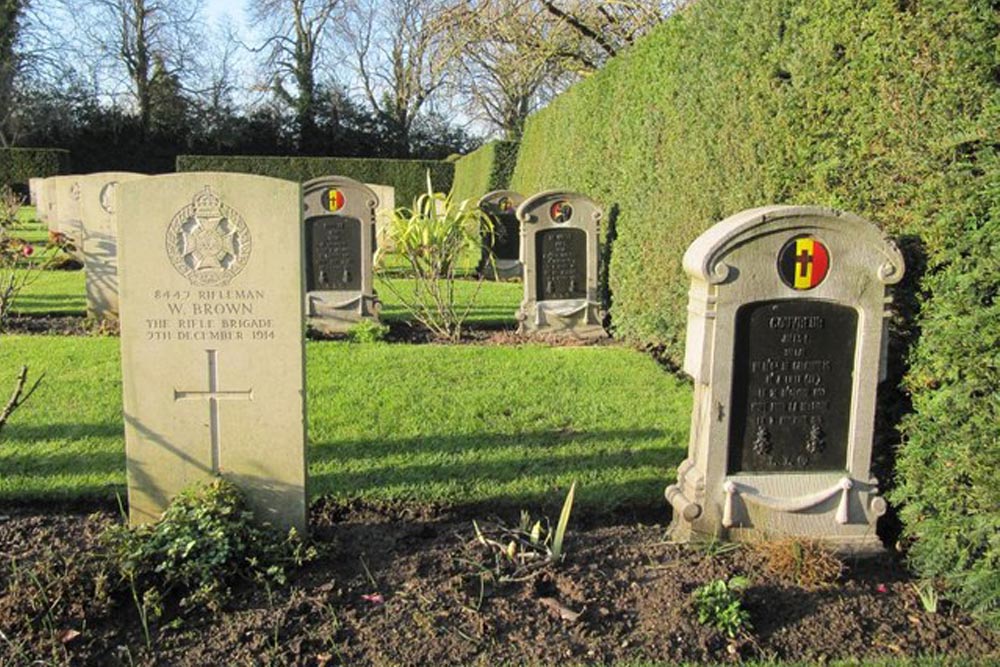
[166,187,252,286]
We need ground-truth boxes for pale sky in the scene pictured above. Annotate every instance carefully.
[204,0,246,24]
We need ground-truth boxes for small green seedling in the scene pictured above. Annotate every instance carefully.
[914,579,940,614]
[693,576,752,638]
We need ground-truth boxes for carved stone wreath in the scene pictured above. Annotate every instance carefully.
[165,186,252,286]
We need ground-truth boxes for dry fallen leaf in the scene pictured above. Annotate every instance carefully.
[539,596,582,622]
[58,629,81,644]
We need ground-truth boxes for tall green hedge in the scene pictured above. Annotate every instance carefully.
[450,140,519,204]
[512,0,1000,625]
[176,155,454,207]
[891,148,1000,627]
[1,148,70,190]
[512,0,999,353]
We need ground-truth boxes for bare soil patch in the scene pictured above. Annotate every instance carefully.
[1,500,997,666]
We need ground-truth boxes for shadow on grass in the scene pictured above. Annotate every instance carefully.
[309,427,686,510]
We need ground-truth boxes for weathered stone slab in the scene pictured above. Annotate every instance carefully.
[516,191,606,339]
[52,175,84,258]
[35,178,50,222]
[117,173,308,532]
[28,178,42,207]
[303,176,380,333]
[80,172,146,321]
[365,182,395,252]
[665,205,904,553]
[478,190,524,280]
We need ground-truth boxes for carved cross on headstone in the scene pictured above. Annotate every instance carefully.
[174,349,253,474]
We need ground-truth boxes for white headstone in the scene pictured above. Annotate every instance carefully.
[80,172,146,321]
[117,172,308,532]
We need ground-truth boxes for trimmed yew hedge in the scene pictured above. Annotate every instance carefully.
[512,0,1000,625]
[450,140,519,203]
[1,148,70,191]
[176,155,454,207]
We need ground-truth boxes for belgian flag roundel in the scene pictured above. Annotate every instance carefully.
[322,188,345,212]
[778,236,830,290]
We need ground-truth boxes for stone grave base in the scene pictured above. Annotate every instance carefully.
[308,293,381,334]
[517,298,607,339]
[666,466,888,555]
[482,259,523,281]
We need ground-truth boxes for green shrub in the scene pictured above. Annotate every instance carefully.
[451,140,519,203]
[375,174,492,341]
[892,148,1000,628]
[0,148,70,191]
[103,479,314,612]
[176,154,454,208]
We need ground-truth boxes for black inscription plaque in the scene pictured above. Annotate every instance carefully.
[536,228,587,301]
[306,215,362,291]
[728,300,857,473]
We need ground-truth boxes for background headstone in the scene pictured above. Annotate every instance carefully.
[117,173,308,532]
[52,175,84,260]
[303,176,380,333]
[478,190,524,280]
[35,178,49,222]
[42,178,57,225]
[28,178,42,207]
[516,190,606,338]
[80,172,146,321]
[665,205,904,553]
[365,182,395,253]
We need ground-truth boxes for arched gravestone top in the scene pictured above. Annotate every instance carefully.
[479,189,523,210]
[302,176,380,332]
[478,189,524,278]
[667,205,905,553]
[515,190,606,339]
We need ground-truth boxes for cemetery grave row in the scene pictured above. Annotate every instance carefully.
[31,174,612,340]
[24,172,904,553]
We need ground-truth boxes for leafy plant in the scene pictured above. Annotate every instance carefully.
[692,576,752,638]
[102,479,315,615]
[550,481,576,561]
[466,482,578,580]
[347,319,389,343]
[375,171,493,341]
[914,579,940,614]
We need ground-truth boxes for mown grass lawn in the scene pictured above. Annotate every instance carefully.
[0,336,691,512]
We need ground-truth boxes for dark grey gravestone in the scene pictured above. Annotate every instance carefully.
[666,205,905,553]
[478,190,524,280]
[303,176,380,333]
[516,190,606,339]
